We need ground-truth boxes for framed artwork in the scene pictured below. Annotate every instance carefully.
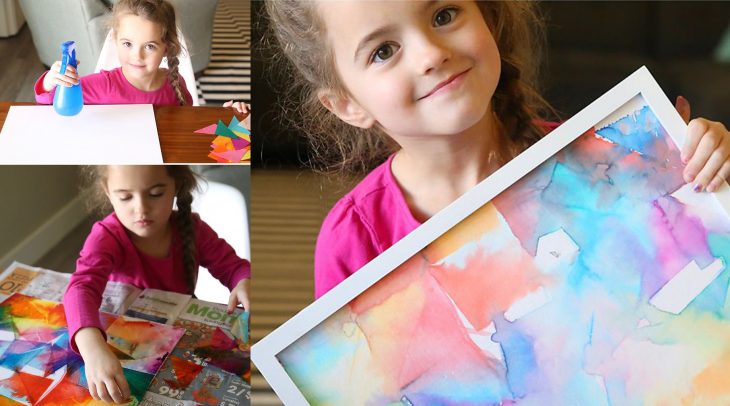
[253,67,730,405]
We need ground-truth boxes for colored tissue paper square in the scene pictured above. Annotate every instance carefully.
[0,294,182,405]
[195,115,251,163]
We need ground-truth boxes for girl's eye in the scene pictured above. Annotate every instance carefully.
[122,41,132,48]
[433,7,458,27]
[119,195,132,202]
[371,43,398,63]
[145,44,157,51]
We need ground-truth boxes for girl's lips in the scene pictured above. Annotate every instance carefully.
[419,68,471,100]
[135,219,153,227]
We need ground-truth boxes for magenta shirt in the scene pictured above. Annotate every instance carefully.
[315,155,420,298]
[64,212,250,351]
[34,67,193,106]
[314,123,560,299]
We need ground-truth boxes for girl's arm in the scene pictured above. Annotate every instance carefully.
[193,214,251,306]
[64,220,132,404]
[75,327,131,404]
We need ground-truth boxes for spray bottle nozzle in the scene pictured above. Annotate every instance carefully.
[59,41,77,75]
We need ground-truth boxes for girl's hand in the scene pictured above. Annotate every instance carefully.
[223,100,250,115]
[228,278,250,313]
[75,328,131,404]
[42,60,81,92]
[676,96,730,193]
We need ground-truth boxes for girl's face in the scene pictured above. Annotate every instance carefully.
[115,14,167,81]
[318,0,500,141]
[104,166,176,242]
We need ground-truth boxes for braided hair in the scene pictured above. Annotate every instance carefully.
[112,0,188,105]
[82,165,200,293]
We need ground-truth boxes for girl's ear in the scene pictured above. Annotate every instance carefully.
[318,89,375,129]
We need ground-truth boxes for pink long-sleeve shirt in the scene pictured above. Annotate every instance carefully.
[35,67,192,106]
[314,122,560,299]
[64,212,250,351]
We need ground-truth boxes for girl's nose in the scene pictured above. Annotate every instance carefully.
[415,33,451,74]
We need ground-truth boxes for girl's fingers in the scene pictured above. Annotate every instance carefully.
[116,373,131,402]
[707,161,730,192]
[227,291,238,313]
[238,290,250,311]
[96,380,113,404]
[223,100,233,107]
[89,382,100,401]
[675,95,691,124]
[683,123,718,183]
[692,147,729,192]
[681,119,709,164]
[107,377,126,404]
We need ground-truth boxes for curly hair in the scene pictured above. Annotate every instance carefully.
[81,165,200,292]
[111,0,187,106]
[264,1,555,173]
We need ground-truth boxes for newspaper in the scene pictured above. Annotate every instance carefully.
[0,261,69,301]
[143,355,250,406]
[101,281,143,315]
[0,262,142,314]
[125,289,191,324]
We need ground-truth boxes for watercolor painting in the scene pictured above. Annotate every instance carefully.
[274,95,730,405]
[0,294,184,405]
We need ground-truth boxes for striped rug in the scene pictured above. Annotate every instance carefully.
[196,0,251,105]
[250,170,357,405]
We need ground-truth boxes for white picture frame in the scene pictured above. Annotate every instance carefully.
[252,66,730,405]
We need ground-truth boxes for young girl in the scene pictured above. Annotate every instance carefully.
[266,1,730,299]
[34,0,247,113]
[64,166,250,404]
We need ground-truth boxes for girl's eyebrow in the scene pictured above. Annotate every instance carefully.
[354,25,395,62]
[352,0,439,62]
[117,37,160,46]
[113,183,167,193]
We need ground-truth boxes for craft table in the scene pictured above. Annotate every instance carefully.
[0,102,249,163]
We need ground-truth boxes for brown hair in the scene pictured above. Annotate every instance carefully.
[265,1,555,173]
[111,0,187,105]
[81,165,200,292]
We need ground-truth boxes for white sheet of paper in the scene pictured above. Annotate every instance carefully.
[0,104,162,163]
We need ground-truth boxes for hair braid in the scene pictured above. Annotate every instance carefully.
[167,55,186,106]
[174,175,197,293]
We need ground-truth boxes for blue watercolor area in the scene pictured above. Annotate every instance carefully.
[0,340,48,371]
[596,106,664,158]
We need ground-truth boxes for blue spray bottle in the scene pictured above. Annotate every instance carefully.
[53,41,84,116]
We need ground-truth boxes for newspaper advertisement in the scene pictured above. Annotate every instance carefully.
[124,289,191,324]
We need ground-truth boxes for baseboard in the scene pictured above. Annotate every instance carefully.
[0,192,89,270]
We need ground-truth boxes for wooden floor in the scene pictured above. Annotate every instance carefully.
[0,24,46,102]
[249,169,356,405]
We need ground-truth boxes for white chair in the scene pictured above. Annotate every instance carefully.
[190,180,250,304]
[94,29,200,106]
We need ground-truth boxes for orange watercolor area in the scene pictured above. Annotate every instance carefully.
[3,295,66,329]
[0,396,23,405]
[429,245,546,332]
[683,348,730,404]
[349,254,429,315]
[423,202,501,263]
[353,268,499,393]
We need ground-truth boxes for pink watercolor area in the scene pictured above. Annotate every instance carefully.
[395,272,502,391]
[429,246,545,331]
[646,196,713,294]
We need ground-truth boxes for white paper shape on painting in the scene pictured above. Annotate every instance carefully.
[0,105,162,164]
[650,258,725,314]
[253,67,730,405]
